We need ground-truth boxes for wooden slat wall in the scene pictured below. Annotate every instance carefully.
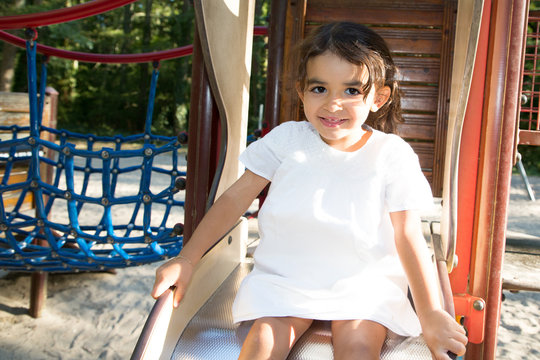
[0,90,58,212]
[279,0,457,196]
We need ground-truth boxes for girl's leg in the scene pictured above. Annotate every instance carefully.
[238,316,313,360]
[331,319,387,360]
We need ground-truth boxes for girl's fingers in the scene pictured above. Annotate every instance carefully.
[173,284,187,308]
[447,337,467,357]
[150,279,171,299]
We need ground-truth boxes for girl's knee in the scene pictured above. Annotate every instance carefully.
[332,320,387,360]
[239,317,313,360]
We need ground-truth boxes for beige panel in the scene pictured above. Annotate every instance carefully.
[440,0,484,271]
[194,0,255,198]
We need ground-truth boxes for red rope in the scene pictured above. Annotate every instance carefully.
[0,0,138,30]
[0,26,267,64]
[0,30,193,63]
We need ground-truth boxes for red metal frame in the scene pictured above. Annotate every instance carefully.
[517,10,540,146]
[0,0,137,30]
[520,11,540,133]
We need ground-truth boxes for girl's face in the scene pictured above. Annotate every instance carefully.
[298,51,390,151]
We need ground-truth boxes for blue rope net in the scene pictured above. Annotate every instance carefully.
[0,41,185,272]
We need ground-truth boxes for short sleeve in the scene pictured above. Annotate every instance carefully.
[239,122,293,181]
[384,138,434,212]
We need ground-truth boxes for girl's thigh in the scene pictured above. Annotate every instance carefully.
[331,319,387,360]
[239,316,313,360]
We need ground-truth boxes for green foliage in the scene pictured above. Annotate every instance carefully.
[4,0,270,138]
[519,145,540,175]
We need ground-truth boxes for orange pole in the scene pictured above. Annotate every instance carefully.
[467,0,527,358]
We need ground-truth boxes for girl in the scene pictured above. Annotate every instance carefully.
[151,22,468,360]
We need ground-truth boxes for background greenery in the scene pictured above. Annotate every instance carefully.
[0,0,269,137]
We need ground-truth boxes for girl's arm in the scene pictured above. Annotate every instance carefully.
[151,169,270,307]
[390,210,468,360]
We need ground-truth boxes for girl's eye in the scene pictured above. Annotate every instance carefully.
[310,86,326,94]
[345,88,361,96]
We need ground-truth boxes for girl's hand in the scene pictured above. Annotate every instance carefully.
[421,309,468,360]
[151,256,194,307]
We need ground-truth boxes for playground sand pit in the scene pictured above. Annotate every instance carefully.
[0,174,539,359]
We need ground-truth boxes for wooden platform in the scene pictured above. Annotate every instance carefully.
[502,235,540,292]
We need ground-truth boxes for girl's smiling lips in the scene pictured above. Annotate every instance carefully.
[319,116,347,128]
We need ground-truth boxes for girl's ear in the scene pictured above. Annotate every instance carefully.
[296,82,305,102]
[371,86,391,112]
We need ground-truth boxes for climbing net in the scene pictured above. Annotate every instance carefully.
[0,33,187,272]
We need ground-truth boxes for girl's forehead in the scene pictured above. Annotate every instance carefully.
[306,52,369,82]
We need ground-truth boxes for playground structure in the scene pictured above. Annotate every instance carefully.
[0,0,538,359]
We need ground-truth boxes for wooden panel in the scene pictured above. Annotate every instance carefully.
[410,141,435,184]
[518,130,540,145]
[0,89,58,211]
[398,113,437,140]
[0,169,33,212]
[278,0,306,125]
[306,0,444,27]
[375,28,442,55]
[400,85,439,112]
[395,57,440,84]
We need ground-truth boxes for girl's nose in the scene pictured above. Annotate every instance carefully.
[324,96,343,112]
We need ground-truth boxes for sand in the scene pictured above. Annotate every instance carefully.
[0,172,539,359]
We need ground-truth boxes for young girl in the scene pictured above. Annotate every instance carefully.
[152,22,468,360]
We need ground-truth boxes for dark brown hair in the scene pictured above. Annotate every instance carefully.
[296,22,403,134]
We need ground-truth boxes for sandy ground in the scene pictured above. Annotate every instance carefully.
[0,167,539,359]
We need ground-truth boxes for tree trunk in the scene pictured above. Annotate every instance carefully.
[0,0,26,91]
[0,43,19,92]
[137,0,153,133]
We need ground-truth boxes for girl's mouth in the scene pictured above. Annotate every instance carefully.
[320,116,346,128]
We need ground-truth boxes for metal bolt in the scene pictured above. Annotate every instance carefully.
[101,150,110,159]
[64,191,72,200]
[112,168,119,174]
[145,236,152,244]
[144,148,153,157]
[144,134,150,140]
[28,137,36,145]
[101,197,110,206]
[0,223,8,231]
[70,229,77,237]
[30,180,38,188]
[107,236,114,244]
[116,137,122,143]
[36,219,44,227]
[85,167,91,173]
[521,94,528,105]
[473,300,485,311]
[142,194,151,203]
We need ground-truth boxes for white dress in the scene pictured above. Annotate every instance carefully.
[232,121,433,337]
